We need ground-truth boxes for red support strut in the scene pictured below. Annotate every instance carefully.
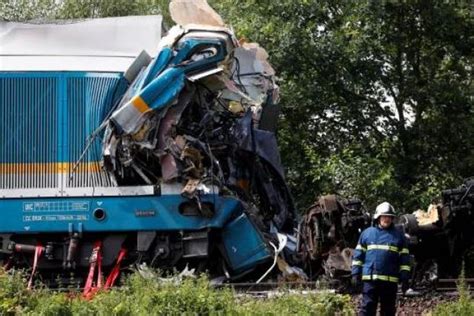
[104,248,127,289]
[27,243,44,289]
[83,240,103,299]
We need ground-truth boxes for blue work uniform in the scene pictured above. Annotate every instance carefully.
[351,224,411,316]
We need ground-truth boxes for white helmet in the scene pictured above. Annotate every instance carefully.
[373,202,396,220]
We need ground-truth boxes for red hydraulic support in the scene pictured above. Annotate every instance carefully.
[104,247,127,289]
[83,240,103,299]
[27,243,44,289]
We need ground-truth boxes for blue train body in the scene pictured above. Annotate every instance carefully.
[0,16,295,287]
[0,71,271,277]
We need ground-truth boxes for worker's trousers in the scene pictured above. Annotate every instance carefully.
[360,281,397,316]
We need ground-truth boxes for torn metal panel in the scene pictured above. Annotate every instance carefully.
[110,68,186,135]
[222,213,272,273]
[123,50,152,83]
[233,111,285,179]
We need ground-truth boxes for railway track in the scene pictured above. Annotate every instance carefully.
[219,278,474,292]
[216,278,474,297]
[22,278,474,297]
[432,278,474,292]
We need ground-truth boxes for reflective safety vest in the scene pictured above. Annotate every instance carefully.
[351,225,411,283]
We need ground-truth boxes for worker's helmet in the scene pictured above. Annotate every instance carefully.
[373,202,396,220]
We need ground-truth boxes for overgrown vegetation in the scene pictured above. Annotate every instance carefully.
[0,268,354,315]
[433,264,474,316]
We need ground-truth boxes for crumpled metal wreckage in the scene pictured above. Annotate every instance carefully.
[99,0,300,282]
[0,0,347,288]
[0,0,303,291]
[298,195,371,285]
[98,0,378,285]
[396,178,474,286]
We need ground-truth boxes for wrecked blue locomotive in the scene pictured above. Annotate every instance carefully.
[0,13,300,288]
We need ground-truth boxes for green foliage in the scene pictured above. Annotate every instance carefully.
[303,142,400,208]
[239,290,354,316]
[433,263,474,316]
[0,0,58,21]
[0,268,354,315]
[0,0,170,23]
[213,0,474,212]
[57,0,170,23]
[0,268,29,315]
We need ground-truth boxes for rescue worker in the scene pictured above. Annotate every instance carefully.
[351,202,410,316]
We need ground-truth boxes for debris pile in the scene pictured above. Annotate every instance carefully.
[96,1,379,285]
[298,195,370,280]
[397,178,474,285]
[102,0,296,262]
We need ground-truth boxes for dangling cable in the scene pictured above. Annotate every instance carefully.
[256,234,287,284]
[256,242,278,284]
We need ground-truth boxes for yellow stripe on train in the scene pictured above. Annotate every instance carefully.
[131,95,151,113]
[0,162,102,174]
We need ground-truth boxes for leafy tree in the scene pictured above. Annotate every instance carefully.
[0,0,170,22]
[0,0,59,21]
[213,0,474,212]
[57,0,170,22]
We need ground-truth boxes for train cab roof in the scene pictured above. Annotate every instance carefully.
[0,15,163,72]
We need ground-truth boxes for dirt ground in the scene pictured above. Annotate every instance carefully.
[351,291,457,315]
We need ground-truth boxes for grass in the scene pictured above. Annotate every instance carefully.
[0,268,355,315]
[432,264,474,316]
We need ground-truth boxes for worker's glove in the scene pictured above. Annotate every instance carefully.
[401,281,409,294]
[351,275,361,288]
